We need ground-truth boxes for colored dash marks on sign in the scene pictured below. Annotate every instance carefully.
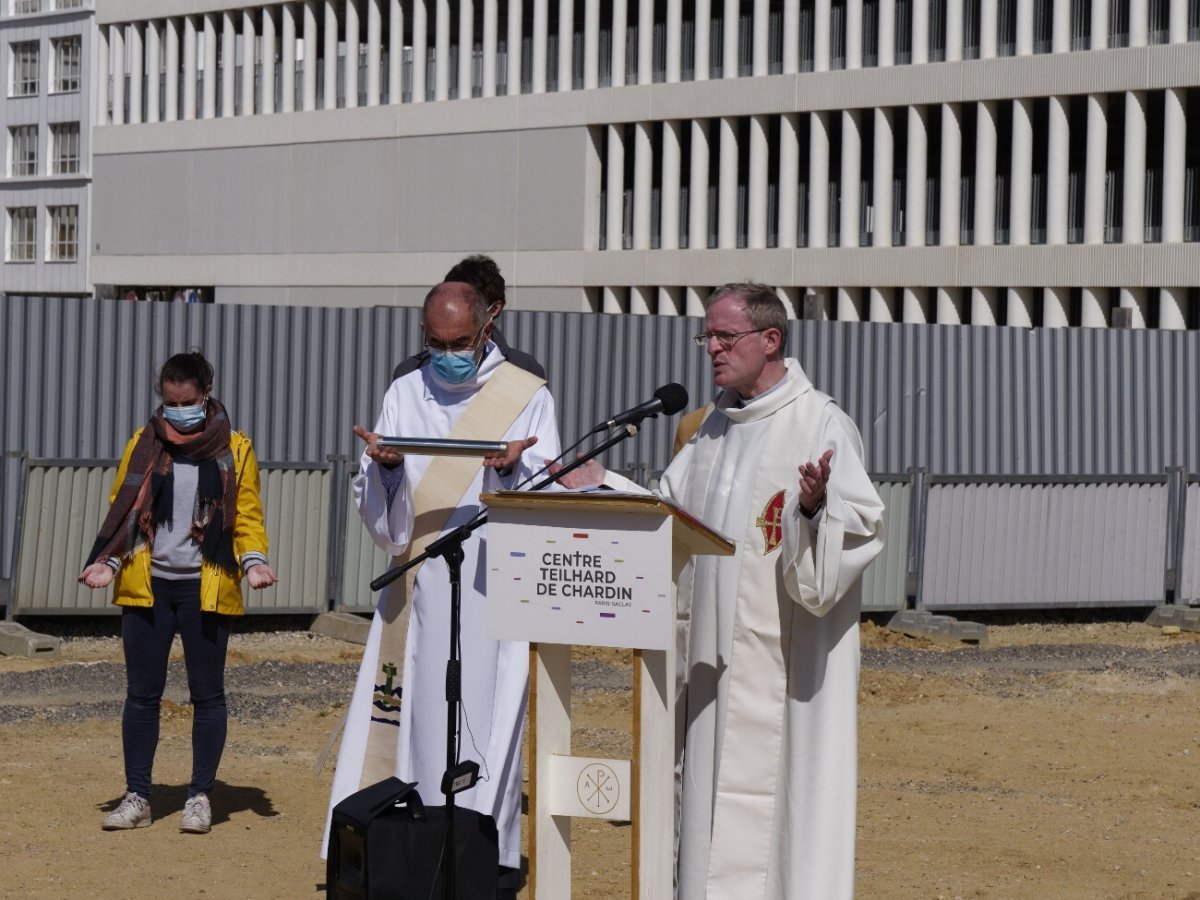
[600,613,616,618]
[573,533,589,539]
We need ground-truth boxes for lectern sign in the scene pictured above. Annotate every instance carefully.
[485,501,673,650]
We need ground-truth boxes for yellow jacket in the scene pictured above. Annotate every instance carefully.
[108,429,269,616]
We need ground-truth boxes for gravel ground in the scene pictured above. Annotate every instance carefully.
[3,616,1198,899]
[3,617,1196,726]
[861,642,1200,678]
[0,660,360,725]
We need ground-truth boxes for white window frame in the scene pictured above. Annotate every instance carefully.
[12,1,42,15]
[52,36,81,93]
[10,41,40,97]
[9,124,37,177]
[47,204,78,262]
[55,0,84,9]
[50,122,79,174]
[7,207,36,262]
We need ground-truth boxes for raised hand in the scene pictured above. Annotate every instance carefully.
[798,449,833,515]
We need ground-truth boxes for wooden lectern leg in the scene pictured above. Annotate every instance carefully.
[633,646,673,900]
[529,642,572,899]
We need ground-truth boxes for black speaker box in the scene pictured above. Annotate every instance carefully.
[327,776,500,900]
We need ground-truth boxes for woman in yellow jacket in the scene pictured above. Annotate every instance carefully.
[78,350,277,835]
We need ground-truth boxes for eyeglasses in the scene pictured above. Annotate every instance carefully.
[424,319,491,353]
[692,328,767,350]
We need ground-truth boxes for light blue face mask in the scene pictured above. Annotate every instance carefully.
[164,403,207,431]
[429,348,481,384]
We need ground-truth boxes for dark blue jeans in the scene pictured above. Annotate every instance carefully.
[121,578,230,800]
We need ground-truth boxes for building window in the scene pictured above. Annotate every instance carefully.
[895,0,913,63]
[56,0,84,8]
[12,1,41,13]
[7,207,36,262]
[862,0,879,65]
[52,36,81,93]
[1033,0,1054,51]
[831,0,847,68]
[799,0,816,71]
[929,0,947,60]
[50,122,79,174]
[997,0,1016,55]
[9,124,37,176]
[47,205,77,261]
[10,42,40,97]
[963,0,982,58]
[1148,0,1170,42]
[1185,89,1199,240]
[1070,0,1091,48]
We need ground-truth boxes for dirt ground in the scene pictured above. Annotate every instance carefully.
[1,616,1198,899]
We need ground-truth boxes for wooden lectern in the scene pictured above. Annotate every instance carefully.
[483,491,735,899]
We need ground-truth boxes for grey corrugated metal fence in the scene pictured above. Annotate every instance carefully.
[4,297,1200,580]
[6,458,1194,616]
[918,476,1173,610]
[337,466,390,616]
[10,458,330,615]
[252,463,331,615]
[1180,479,1200,605]
[10,459,117,615]
[860,477,910,612]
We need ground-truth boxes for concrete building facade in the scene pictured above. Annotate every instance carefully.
[1,0,95,297]
[89,0,1200,324]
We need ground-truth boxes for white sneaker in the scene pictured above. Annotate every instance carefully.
[180,793,212,834]
[101,792,151,830]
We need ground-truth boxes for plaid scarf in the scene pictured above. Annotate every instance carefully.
[86,397,239,574]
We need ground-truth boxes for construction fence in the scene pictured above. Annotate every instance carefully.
[6,458,1194,618]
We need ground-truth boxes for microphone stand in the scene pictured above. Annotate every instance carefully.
[368,422,640,900]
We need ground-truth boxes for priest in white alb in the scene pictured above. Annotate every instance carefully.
[559,282,885,899]
[323,281,561,900]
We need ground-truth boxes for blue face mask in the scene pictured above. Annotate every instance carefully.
[164,403,207,431]
[429,348,481,384]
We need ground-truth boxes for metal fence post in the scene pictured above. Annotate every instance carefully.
[1163,466,1186,606]
[3,452,29,621]
[905,467,929,610]
[324,455,351,612]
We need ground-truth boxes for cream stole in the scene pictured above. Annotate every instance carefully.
[358,362,545,788]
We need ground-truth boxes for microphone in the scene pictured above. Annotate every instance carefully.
[589,383,689,435]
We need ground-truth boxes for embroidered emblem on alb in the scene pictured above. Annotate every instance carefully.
[371,660,402,727]
[756,490,786,554]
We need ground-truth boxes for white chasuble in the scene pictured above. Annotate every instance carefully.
[323,346,561,870]
[661,360,885,900]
